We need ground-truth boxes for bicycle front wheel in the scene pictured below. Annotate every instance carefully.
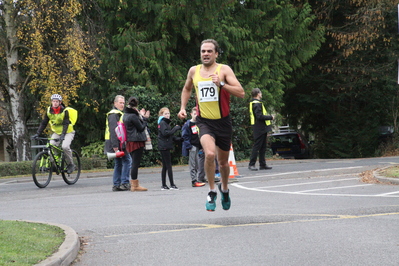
[61,150,81,185]
[32,151,52,188]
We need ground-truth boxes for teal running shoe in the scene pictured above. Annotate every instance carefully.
[218,183,231,210]
[206,191,217,211]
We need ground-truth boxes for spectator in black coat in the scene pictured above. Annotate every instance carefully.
[124,96,150,191]
[157,107,181,190]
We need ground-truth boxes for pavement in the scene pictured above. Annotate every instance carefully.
[4,160,397,266]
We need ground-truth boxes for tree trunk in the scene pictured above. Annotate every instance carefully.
[4,0,30,161]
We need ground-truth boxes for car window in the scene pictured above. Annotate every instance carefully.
[271,134,299,145]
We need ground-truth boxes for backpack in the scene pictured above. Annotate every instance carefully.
[65,107,78,125]
[115,114,127,150]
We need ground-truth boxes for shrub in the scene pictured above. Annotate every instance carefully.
[78,156,107,170]
[376,134,399,157]
[81,141,106,159]
[0,161,32,177]
[0,157,107,178]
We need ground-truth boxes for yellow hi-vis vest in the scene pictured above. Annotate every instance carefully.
[249,100,271,126]
[104,109,123,140]
[47,107,74,134]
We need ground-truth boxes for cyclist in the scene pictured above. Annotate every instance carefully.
[32,94,76,174]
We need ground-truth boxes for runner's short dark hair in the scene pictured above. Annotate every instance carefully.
[201,39,220,54]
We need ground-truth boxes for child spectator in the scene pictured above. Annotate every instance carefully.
[182,108,206,187]
[157,107,181,190]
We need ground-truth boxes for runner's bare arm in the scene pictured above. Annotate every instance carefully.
[178,66,196,119]
[223,65,244,98]
[210,65,244,98]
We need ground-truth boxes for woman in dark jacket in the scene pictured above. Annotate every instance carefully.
[123,96,150,191]
[157,107,181,190]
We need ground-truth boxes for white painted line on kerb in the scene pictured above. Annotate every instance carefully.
[0,180,17,185]
[296,184,372,193]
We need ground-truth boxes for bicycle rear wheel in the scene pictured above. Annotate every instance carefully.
[61,150,81,185]
[32,151,52,188]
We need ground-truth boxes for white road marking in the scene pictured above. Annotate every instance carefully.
[256,177,359,189]
[234,165,399,197]
[232,183,399,197]
[245,166,363,179]
[296,184,372,193]
[375,191,399,196]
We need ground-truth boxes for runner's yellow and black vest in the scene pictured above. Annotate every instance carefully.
[104,109,123,140]
[249,100,271,126]
[193,64,230,119]
[47,107,74,134]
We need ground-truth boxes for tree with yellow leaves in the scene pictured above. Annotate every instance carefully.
[0,0,94,161]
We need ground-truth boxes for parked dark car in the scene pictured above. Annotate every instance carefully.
[378,126,394,143]
[269,131,312,159]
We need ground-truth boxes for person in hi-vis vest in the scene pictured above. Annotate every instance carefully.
[33,94,76,174]
[104,95,132,191]
[248,88,274,171]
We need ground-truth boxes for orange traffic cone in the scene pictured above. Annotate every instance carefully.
[228,144,241,179]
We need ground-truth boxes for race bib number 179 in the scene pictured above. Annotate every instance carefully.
[198,81,219,102]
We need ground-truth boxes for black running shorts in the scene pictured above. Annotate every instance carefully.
[196,115,232,151]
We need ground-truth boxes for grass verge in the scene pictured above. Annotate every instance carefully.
[379,166,399,178]
[0,220,65,266]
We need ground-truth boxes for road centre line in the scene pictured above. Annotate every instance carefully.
[103,212,399,237]
[255,177,359,189]
[296,184,372,193]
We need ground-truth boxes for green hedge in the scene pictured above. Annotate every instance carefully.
[0,161,32,177]
[0,157,107,178]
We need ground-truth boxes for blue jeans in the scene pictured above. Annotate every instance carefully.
[113,153,132,186]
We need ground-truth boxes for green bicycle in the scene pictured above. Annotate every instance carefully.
[31,137,81,188]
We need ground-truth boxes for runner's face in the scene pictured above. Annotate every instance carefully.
[52,100,61,108]
[114,98,125,111]
[200,43,218,66]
